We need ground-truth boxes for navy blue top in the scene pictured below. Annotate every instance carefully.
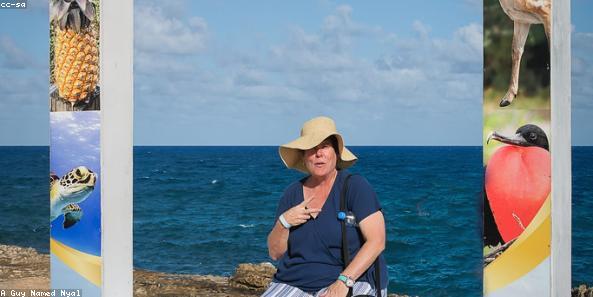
[272,170,388,292]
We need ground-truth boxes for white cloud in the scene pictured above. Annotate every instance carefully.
[134,4,483,145]
[134,0,211,103]
[136,0,189,17]
[134,51,196,75]
[268,27,357,72]
[50,112,75,124]
[455,23,483,55]
[321,5,381,52]
[255,11,481,110]
[412,20,431,38]
[51,113,100,136]
[135,5,208,55]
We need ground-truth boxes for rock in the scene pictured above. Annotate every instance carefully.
[0,277,49,289]
[230,262,276,290]
[0,244,49,285]
[573,285,593,297]
[133,269,259,297]
[3,243,587,297]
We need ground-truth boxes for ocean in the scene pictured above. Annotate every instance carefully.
[0,146,590,296]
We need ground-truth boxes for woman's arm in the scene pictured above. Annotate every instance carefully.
[320,210,386,297]
[267,196,321,260]
[342,210,386,278]
[267,219,290,260]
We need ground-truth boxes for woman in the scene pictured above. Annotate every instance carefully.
[263,116,388,297]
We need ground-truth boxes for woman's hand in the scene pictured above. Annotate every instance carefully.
[282,196,321,227]
[319,280,349,297]
[267,196,322,260]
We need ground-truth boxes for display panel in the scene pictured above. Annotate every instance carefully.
[49,1,102,296]
[483,0,551,295]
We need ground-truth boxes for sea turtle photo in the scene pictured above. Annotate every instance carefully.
[50,166,97,229]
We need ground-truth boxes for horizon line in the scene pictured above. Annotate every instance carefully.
[2,144,593,147]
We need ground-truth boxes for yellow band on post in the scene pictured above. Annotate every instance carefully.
[50,238,102,287]
[484,195,551,294]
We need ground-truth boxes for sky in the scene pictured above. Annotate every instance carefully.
[0,0,591,146]
[50,111,101,256]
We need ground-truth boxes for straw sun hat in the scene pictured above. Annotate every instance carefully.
[279,116,357,174]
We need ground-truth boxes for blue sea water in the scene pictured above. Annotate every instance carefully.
[572,147,593,287]
[0,146,591,297]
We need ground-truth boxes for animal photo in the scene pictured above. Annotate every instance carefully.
[50,166,97,229]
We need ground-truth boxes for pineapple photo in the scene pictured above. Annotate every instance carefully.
[50,0,100,111]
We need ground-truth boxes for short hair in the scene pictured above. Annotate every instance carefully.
[327,135,339,156]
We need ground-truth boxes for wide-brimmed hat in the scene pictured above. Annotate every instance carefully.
[279,116,357,174]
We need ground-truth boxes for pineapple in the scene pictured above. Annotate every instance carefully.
[51,0,99,104]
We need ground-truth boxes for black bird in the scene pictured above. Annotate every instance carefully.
[483,124,549,247]
[487,124,549,151]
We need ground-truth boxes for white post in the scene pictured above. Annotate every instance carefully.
[551,0,571,295]
[101,0,134,295]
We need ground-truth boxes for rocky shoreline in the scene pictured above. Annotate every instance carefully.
[0,244,49,289]
[574,285,593,297]
[1,244,591,296]
[0,244,415,296]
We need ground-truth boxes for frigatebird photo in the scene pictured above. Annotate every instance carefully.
[483,124,550,251]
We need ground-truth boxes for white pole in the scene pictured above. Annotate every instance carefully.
[101,0,134,295]
[551,0,571,295]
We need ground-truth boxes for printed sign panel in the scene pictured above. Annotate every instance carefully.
[50,0,101,296]
[50,0,100,112]
[483,0,551,296]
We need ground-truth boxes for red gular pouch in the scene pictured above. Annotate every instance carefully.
[485,145,551,243]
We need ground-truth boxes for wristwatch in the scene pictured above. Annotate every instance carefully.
[338,274,354,288]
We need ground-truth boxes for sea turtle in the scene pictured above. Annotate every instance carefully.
[50,166,97,229]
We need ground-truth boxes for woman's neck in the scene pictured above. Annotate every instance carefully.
[307,169,338,188]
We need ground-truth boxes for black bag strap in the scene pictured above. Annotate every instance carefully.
[340,174,353,268]
[340,174,382,297]
[340,174,354,297]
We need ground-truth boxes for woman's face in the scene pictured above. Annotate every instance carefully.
[304,138,338,178]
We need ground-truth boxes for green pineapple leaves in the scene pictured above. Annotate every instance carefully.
[77,0,96,22]
[50,0,96,32]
